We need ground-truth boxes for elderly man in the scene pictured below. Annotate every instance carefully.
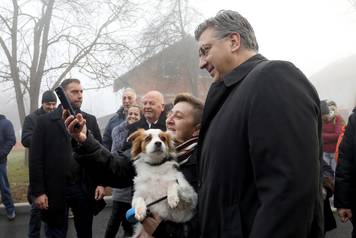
[119,90,166,152]
[103,88,137,150]
[194,10,323,237]
[128,90,166,132]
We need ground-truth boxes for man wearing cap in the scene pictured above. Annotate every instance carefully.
[22,90,57,238]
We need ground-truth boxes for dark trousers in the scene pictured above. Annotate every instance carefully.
[45,183,93,238]
[28,203,42,238]
[104,201,133,238]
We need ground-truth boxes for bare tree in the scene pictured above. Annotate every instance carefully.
[137,0,202,96]
[0,0,136,126]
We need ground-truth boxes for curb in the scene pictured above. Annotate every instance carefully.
[0,196,113,215]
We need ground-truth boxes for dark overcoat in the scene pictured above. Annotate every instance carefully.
[197,54,323,238]
[29,107,103,226]
[335,111,356,213]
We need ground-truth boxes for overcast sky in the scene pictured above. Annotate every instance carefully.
[191,0,356,76]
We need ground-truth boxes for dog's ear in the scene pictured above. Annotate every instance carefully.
[160,131,175,153]
[128,129,145,143]
[128,129,145,159]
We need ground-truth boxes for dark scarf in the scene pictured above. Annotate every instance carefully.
[175,136,198,165]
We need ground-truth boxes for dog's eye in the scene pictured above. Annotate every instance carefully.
[145,135,152,142]
[159,135,166,142]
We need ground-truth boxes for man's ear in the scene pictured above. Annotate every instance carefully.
[229,32,241,52]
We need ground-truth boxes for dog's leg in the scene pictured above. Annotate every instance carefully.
[167,181,179,208]
[132,197,147,221]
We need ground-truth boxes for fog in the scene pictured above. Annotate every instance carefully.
[1,0,356,135]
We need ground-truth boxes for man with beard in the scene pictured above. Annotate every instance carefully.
[29,78,105,238]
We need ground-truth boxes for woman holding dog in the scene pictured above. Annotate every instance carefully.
[64,93,203,238]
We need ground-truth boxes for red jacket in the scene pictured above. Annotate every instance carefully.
[322,115,345,153]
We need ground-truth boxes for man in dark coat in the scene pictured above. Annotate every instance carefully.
[29,78,105,238]
[335,107,356,237]
[0,114,16,220]
[194,10,323,237]
[22,90,57,238]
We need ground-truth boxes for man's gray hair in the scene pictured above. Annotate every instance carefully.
[194,10,259,51]
[123,87,136,96]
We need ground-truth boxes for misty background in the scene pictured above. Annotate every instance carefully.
[1,0,356,137]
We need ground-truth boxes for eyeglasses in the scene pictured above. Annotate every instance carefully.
[198,32,235,58]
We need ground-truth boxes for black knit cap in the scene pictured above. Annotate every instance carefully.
[41,90,57,103]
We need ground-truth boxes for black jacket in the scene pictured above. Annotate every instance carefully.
[29,107,103,226]
[0,114,16,163]
[335,111,356,210]
[21,107,47,148]
[197,54,323,238]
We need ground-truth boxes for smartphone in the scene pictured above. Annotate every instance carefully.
[55,86,77,116]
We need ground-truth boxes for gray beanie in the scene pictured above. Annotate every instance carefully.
[42,90,57,103]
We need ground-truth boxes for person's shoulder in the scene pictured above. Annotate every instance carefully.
[81,111,96,120]
[127,118,144,132]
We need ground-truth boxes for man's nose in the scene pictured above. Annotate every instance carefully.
[199,57,208,69]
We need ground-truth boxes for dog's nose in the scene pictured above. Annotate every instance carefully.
[155,141,162,147]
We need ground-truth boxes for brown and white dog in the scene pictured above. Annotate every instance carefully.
[128,128,197,237]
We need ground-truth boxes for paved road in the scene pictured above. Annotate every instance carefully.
[0,205,353,238]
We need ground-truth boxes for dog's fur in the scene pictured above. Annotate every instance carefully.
[128,129,197,237]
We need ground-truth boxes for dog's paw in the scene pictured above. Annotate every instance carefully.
[168,193,180,208]
[135,206,147,221]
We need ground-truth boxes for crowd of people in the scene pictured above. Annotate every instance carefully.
[0,9,356,238]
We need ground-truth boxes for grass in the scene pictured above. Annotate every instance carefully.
[6,148,29,203]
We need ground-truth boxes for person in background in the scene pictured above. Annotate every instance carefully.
[22,90,57,238]
[322,100,345,174]
[29,78,105,238]
[0,114,16,221]
[120,90,167,152]
[335,107,356,238]
[194,10,322,237]
[103,88,137,150]
[104,104,141,238]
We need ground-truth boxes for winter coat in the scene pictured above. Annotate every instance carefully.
[197,54,323,238]
[29,107,104,226]
[335,111,356,210]
[0,114,16,163]
[322,115,345,153]
[103,107,126,150]
[21,107,47,148]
